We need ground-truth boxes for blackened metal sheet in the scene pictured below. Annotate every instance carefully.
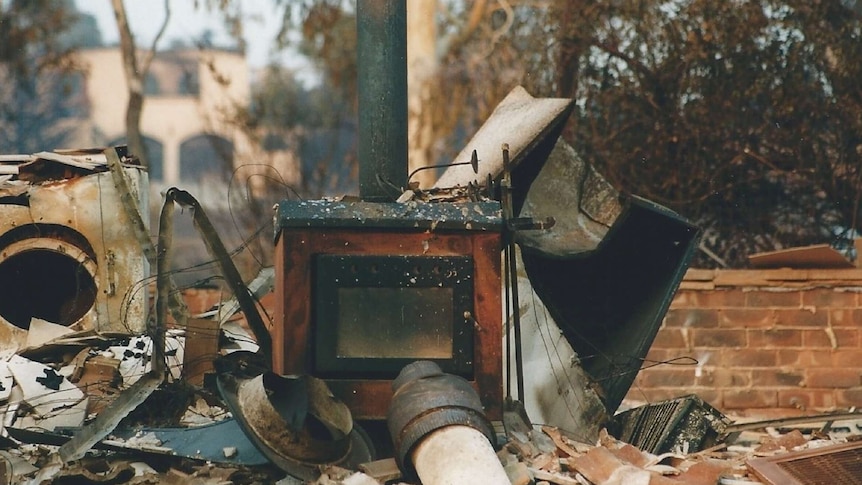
[521,196,700,414]
[609,394,730,455]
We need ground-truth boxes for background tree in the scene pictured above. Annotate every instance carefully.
[110,0,170,170]
[0,0,99,153]
[551,0,862,267]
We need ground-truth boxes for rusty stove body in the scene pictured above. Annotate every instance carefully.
[267,0,505,420]
[272,200,504,419]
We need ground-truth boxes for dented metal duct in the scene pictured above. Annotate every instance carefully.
[434,86,701,415]
[0,149,148,349]
[387,361,507,485]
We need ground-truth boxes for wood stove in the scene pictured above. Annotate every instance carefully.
[272,199,503,419]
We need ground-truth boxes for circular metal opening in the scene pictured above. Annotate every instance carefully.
[0,240,97,329]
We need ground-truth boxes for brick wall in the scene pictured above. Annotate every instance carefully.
[626,269,862,413]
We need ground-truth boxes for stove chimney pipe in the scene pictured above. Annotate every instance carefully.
[357,0,408,201]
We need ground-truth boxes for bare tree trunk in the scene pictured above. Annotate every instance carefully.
[110,0,170,168]
[406,1,438,189]
[407,0,489,189]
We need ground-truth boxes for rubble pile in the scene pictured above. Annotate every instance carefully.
[0,319,860,484]
[492,423,862,485]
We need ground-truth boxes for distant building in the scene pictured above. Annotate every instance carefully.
[70,46,298,205]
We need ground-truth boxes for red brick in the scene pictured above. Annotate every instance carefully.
[719,348,777,367]
[802,328,858,348]
[651,328,688,348]
[723,389,778,409]
[691,389,722,408]
[778,389,837,410]
[643,348,679,363]
[751,369,804,387]
[675,386,719,399]
[773,309,827,327]
[807,389,838,409]
[836,388,862,408]
[844,309,862,327]
[802,329,837,348]
[692,329,746,348]
[748,328,802,348]
[806,368,862,388]
[628,388,692,403]
[696,368,751,387]
[831,349,862,367]
[717,309,774,328]
[802,288,858,308]
[674,461,731,485]
[777,390,813,410]
[830,309,852,327]
[837,328,860,347]
[691,289,746,308]
[635,368,696,388]
[664,309,719,328]
[777,349,833,367]
[670,292,695,308]
[629,284,862,411]
[745,290,802,308]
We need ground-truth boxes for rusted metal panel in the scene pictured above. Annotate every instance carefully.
[182,318,220,385]
[522,197,700,413]
[747,440,862,485]
[749,244,855,269]
[58,181,170,463]
[0,151,148,351]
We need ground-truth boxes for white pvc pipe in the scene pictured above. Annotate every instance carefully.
[412,425,510,485]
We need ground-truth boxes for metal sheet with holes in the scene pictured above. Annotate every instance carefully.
[748,440,862,485]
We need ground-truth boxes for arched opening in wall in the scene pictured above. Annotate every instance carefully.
[0,225,98,329]
[144,72,161,96]
[178,66,199,95]
[108,135,164,182]
[179,134,233,183]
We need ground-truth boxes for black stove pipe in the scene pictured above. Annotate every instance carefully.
[357,0,408,201]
